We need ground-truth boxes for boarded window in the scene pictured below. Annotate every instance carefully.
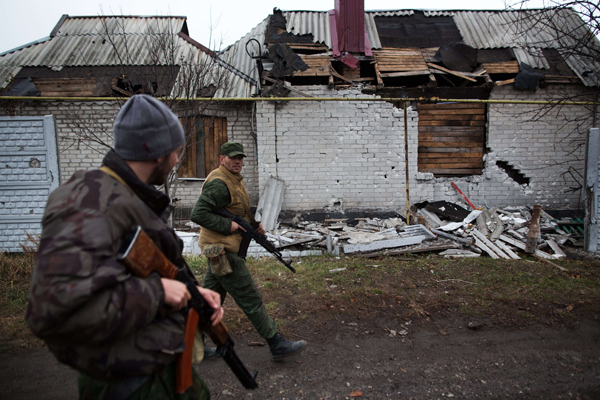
[417,103,485,176]
[179,116,227,178]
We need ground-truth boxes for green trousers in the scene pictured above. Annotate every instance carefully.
[78,362,210,400]
[203,251,278,339]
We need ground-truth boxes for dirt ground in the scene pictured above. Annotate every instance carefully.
[2,303,600,399]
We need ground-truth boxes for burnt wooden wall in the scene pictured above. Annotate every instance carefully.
[417,103,485,176]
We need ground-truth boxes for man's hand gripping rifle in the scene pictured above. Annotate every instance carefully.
[215,208,296,273]
[117,226,258,392]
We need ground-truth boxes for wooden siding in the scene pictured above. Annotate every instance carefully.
[372,48,428,72]
[418,103,485,176]
[481,61,519,74]
[296,55,332,76]
[33,77,97,97]
[179,116,227,178]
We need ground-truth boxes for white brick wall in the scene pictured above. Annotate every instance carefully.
[256,87,415,212]
[0,101,257,214]
[1,83,594,224]
[256,85,594,213]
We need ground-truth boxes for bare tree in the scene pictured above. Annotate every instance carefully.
[60,16,239,205]
[499,2,600,199]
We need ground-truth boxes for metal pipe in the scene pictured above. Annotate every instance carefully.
[0,96,598,106]
[403,101,410,225]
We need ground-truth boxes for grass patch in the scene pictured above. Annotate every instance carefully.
[2,251,600,352]
[0,251,41,351]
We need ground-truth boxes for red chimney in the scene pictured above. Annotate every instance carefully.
[335,0,365,53]
[329,0,371,64]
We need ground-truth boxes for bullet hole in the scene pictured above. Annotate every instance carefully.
[496,160,530,185]
[29,158,41,168]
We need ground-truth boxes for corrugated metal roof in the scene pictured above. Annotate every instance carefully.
[0,15,253,97]
[453,9,600,86]
[219,17,270,97]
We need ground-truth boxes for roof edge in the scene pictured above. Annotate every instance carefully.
[50,14,69,38]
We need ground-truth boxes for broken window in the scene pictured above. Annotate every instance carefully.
[417,102,485,176]
[178,116,227,178]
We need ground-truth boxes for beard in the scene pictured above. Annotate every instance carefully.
[147,157,173,186]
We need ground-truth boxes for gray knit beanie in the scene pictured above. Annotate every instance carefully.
[113,94,185,161]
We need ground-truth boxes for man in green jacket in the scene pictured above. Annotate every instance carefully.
[191,142,306,361]
[27,94,223,399]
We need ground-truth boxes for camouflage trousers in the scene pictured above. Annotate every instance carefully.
[78,362,210,400]
[203,251,278,339]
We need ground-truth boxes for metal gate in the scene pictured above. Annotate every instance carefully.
[0,115,59,252]
[585,127,600,253]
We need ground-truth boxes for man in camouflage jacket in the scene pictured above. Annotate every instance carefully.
[190,142,305,361]
[26,95,223,400]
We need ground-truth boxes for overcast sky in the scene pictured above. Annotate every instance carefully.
[1,0,550,54]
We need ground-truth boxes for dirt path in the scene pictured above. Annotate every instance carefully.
[2,315,599,399]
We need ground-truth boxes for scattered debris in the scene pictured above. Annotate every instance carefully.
[176,201,590,264]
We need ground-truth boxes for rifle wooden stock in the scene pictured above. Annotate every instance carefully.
[117,226,258,392]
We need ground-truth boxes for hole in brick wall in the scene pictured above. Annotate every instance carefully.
[29,158,41,168]
[496,160,530,185]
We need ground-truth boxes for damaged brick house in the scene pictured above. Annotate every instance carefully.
[217,2,599,220]
[1,4,599,252]
[0,14,257,251]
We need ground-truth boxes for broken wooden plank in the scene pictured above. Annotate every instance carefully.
[533,254,568,272]
[495,240,521,260]
[471,230,510,259]
[379,70,432,78]
[498,234,555,260]
[427,63,477,82]
[373,62,384,88]
[473,236,500,259]
[329,66,354,84]
[525,205,542,253]
[495,78,515,86]
[546,239,566,258]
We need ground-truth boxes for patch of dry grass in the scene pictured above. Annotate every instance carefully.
[2,249,600,352]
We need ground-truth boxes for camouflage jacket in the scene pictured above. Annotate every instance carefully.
[26,150,190,380]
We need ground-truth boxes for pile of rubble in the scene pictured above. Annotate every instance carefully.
[178,201,587,266]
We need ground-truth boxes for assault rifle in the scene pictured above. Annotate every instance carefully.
[117,226,258,392]
[215,208,296,273]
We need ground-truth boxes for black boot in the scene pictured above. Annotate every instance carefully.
[267,333,306,361]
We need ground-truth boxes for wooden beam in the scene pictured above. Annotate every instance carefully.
[329,67,354,84]
[373,62,384,88]
[427,63,477,82]
[495,78,515,86]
